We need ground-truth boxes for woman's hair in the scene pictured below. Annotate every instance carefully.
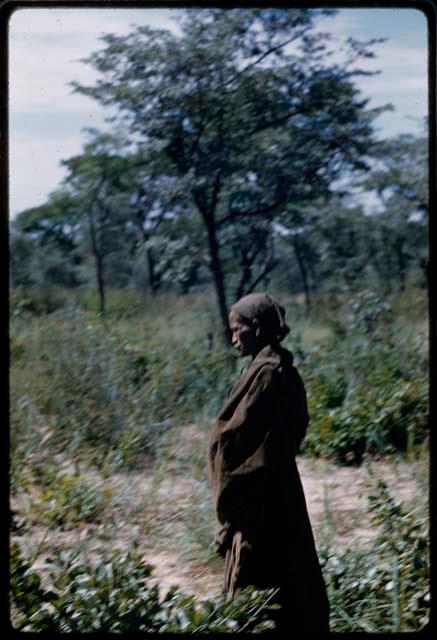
[230,292,290,344]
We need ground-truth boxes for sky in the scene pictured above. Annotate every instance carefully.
[8,6,428,218]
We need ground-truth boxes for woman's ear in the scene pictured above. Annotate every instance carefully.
[252,318,261,338]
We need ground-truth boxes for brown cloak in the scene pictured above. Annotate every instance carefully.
[207,344,330,631]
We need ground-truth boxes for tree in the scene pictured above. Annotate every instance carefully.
[362,133,428,291]
[70,8,385,340]
[220,215,276,301]
[275,205,321,310]
[61,133,138,313]
[11,190,84,288]
[313,200,373,294]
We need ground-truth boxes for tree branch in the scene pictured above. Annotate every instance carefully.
[218,192,287,227]
[209,170,222,216]
[235,242,263,300]
[247,103,310,136]
[221,31,307,91]
[247,256,277,294]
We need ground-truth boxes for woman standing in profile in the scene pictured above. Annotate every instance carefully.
[207,292,330,632]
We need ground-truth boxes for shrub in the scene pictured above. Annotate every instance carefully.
[11,287,71,317]
[30,472,108,529]
[301,291,428,464]
[320,480,429,631]
[304,378,428,465]
[10,289,428,469]
[10,544,278,633]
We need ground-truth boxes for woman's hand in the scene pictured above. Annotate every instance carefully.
[214,521,234,557]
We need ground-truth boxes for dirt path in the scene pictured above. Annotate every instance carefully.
[12,423,427,602]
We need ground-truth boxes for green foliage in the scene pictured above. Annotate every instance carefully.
[10,542,59,631]
[305,378,428,465]
[9,287,429,634]
[300,290,428,464]
[362,133,428,291]
[10,9,427,327]
[11,480,428,633]
[10,543,277,632]
[320,480,429,631]
[65,7,389,333]
[11,286,71,317]
[31,473,108,529]
[10,190,84,288]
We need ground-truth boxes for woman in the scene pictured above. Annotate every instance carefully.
[207,292,330,632]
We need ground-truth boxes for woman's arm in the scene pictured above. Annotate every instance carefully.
[212,365,277,524]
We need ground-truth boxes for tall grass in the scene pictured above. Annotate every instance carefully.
[10,291,235,476]
[10,286,428,473]
[295,290,429,463]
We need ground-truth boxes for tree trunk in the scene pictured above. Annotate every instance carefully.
[146,245,160,294]
[395,240,407,292]
[88,208,106,314]
[193,177,231,345]
[292,237,311,312]
[96,254,106,314]
[204,215,231,345]
[235,252,252,301]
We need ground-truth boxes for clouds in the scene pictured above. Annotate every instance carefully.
[9,135,83,212]
[9,8,180,216]
[8,7,428,217]
[9,8,179,115]
[355,41,427,137]
[313,9,427,138]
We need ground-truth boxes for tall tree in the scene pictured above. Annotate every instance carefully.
[72,8,385,341]
[362,133,428,291]
[61,133,135,313]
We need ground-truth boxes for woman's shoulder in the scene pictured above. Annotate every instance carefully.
[248,345,296,387]
[253,344,294,368]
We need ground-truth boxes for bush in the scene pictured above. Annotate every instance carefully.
[300,291,428,464]
[11,287,71,317]
[320,480,429,631]
[10,288,428,469]
[10,544,278,633]
[10,481,428,633]
[30,472,108,529]
[304,378,428,464]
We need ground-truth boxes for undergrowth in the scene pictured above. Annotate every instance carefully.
[294,289,428,464]
[320,479,429,632]
[10,477,429,632]
[10,543,278,633]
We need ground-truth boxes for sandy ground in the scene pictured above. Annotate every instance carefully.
[11,423,427,602]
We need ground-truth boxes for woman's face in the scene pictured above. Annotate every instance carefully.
[228,310,257,357]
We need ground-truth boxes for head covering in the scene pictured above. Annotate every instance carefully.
[230,292,290,344]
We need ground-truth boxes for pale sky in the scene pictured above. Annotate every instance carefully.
[8,7,428,218]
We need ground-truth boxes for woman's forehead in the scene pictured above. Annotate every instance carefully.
[229,310,250,326]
